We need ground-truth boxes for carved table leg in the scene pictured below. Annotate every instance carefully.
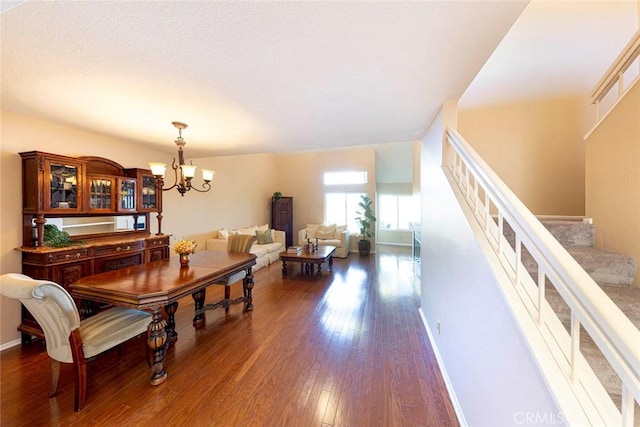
[317,262,322,276]
[21,333,32,344]
[192,289,206,327]
[281,260,287,277]
[147,308,168,386]
[79,300,97,319]
[244,267,254,311]
[164,301,178,342]
[329,255,334,271]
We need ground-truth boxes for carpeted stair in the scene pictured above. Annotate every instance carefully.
[504,220,637,286]
[505,219,639,418]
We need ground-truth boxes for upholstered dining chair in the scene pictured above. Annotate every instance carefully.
[0,273,151,411]
[218,234,256,312]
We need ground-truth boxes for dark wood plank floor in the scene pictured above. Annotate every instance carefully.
[1,246,458,426]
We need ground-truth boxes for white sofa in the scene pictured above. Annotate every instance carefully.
[298,224,350,258]
[183,224,285,271]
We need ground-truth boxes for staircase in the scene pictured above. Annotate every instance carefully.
[507,219,639,410]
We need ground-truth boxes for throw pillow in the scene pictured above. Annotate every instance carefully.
[320,224,336,235]
[218,228,229,240]
[256,223,269,232]
[316,229,334,239]
[255,229,273,245]
[238,227,257,235]
[306,224,319,239]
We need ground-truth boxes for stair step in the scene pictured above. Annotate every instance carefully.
[502,219,595,248]
[521,246,637,287]
[545,284,640,397]
[504,219,636,285]
[540,220,595,247]
[566,247,637,287]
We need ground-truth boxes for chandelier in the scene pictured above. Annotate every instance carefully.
[148,121,215,196]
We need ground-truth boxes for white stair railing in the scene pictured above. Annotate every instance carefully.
[590,30,640,126]
[446,127,640,426]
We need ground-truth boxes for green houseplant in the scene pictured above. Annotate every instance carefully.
[355,194,376,256]
[43,224,79,247]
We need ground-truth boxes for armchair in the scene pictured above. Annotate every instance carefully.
[0,273,151,411]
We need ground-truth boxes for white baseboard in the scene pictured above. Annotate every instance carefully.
[0,338,22,352]
[418,308,468,427]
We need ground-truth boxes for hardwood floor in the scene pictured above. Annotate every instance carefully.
[1,246,458,426]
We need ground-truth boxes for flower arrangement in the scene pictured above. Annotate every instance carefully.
[173,239,197,255]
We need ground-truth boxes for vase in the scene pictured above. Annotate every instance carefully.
[179,253,190,267]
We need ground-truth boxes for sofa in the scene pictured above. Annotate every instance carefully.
[298,224,350,258]
[183,224,285,271]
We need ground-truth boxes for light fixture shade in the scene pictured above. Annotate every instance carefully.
[180,164,197,179]
[148,162,167,177]
[202,169,215,182]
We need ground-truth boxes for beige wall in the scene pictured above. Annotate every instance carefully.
[458,96,589,216]
[585,81,640,286]
[274,147,377,250]
[164,152,278,240]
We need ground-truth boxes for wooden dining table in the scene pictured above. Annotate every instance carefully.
[69,250,256,386]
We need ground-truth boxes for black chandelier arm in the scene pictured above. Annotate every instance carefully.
[153,161,182,192]
[187,181,212,193]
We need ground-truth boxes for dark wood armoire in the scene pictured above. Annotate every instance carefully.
[271,196,293,248]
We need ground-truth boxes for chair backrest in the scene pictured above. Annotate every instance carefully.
[227,234,256,253]
[0,273,79,363]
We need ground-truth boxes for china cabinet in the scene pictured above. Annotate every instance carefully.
[126,168,161,212]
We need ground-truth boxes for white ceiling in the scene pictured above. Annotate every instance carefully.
[2,1,636,158]
[1,0,527,157]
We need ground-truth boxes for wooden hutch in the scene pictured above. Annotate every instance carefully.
[16,151,170,342]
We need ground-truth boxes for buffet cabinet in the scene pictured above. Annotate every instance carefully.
[17,151,170,342]
[17,235,170,341]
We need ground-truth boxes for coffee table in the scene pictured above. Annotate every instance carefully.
[280,245,336,277]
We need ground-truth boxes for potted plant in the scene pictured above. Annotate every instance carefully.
[271,191,282,202]
[355,194,376,256]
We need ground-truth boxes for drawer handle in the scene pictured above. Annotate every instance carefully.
[116,245,131,252]
[64,253,82,259]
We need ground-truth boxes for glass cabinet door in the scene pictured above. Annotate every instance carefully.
[49,162,79,210]
[119,179,136,211]
[141,175,158,210]
[88,177,114,210]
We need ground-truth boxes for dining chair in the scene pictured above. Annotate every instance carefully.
[0,273,152,411]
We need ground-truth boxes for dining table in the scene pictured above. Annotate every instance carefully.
[69,250,256,386]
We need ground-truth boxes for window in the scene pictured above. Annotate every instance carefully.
[378,194,414,230]
[324,192,365,232]
[324,171,367,186]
